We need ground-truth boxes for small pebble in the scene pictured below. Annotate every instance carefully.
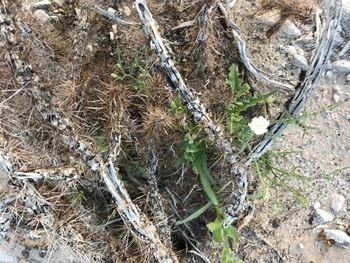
[107,7,116,14]
[333,93,340,103]
[324,229,350,248]
[34,9,51,23]
[314,202,321,210]
[346,114,350,121]
[325,70,333,79]
[123,6,132,17]
[315,209,334,224]
[332,60,350,73]
[331,194,346,213]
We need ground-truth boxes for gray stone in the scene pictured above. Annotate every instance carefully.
[34,10,51,23]
[315,208,334,224]
[325,70,333,79]
[324,229,350,248]
[286,45,308,69]
[280,20,302,39]
[295,35,315,49]
[346,114,350,121]
[332,60,350,73]
[33,0,51,10]
[331,193,346,213]
[346,74,350,82]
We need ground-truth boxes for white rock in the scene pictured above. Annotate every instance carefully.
[331,194,346,213]
[314,202,321,210]
[324,229,350,248]
[33,0,51,10]
[315,209,334,224]
[123,6,132,17]
[333,93,341,103]
[332,60,350,73]
[34,9,51,23]
[107,7,116,14]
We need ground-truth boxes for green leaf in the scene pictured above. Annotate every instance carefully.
[175,202,212,225]
[208,217,224,245]
[207,217,222,231]
[220,243,234,263]
[212,227,224,245]
[227,64,240,95]
[183,134,219,206]
[225,226,240,243]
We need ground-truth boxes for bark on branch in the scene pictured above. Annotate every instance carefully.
[135,0,248,221]
[0,9,178,263]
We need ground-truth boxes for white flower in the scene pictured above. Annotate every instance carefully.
[248,116,269,135]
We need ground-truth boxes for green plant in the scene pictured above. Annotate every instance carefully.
[176,131,240,263]
[111,53,150,91]
[225,64,274,151]
[253,150,308,206]
[72,191,86,206]
[95,135,109,154]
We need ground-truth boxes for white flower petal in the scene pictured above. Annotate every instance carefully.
[248,116,270,135]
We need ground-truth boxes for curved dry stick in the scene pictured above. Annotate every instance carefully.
[135,0,248,221]
[0,9,178,263]
[246,0,342,165]
[218,2,294,92]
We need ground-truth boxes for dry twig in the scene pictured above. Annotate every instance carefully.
[218,2,295,92]
[1,8,178,263]
[147,135,171,245]
[135,0,248,221]
[246,0,342,165]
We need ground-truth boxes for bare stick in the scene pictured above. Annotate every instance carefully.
[13,166,79,181]
[197,0,217,43]
[0,150,12,174]
[246,0,342,165]
[1,10,178,263]
[147,135,171,245]
[93,5,139,26]
[135,0,248,220]
[70,8,90,80]
[218,3,294,92]
[136,0,237,165]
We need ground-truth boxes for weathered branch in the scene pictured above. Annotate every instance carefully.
[218,3,295,92]
[147,135,171,245]
[135,0,248,220]
[246,0,342,165]
[13,166,79,181]
[135,0,237,165]
[197,0,217,43]
[1,9,178,263]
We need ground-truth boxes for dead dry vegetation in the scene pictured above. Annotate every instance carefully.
[0,0,343,262]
